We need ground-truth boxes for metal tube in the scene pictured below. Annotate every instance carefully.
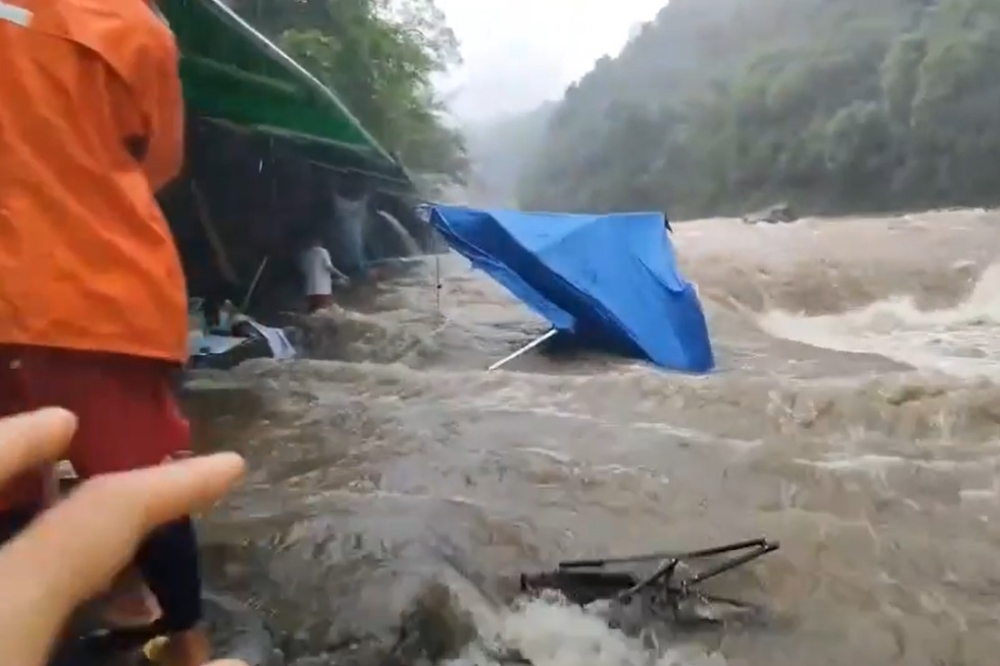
[487,329,558,371]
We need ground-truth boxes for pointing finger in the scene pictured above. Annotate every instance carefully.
[0,452,245,662]
[28,453,246,606]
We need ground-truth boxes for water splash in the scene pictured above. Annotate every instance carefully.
[449,598,725,666]
[376,209,422,257]
[758,262,1000,378]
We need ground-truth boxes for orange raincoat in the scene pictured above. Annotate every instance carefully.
[0,0,188,362]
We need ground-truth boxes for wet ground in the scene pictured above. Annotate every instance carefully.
[188,208,1000,666]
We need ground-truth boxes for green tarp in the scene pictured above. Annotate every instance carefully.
[160,0,411,185]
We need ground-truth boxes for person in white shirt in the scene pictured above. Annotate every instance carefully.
[299,237,348,313]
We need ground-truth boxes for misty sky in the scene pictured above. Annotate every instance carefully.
[435,0,666,122]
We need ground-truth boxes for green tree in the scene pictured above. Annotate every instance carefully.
[234,0,468,184]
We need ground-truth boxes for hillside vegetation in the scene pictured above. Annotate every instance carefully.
[517,0,1000,218]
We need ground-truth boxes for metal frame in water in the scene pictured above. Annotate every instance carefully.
[519,538,780,626]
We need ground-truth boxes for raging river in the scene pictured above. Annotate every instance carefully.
[187,209,1000,666]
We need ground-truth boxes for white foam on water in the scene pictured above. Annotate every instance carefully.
[795,454,1000,474]
[448,597,724,666]
[758,263,1000,379]
[438,562,723,666]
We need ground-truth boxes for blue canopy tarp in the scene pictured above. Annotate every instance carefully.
[430,206,714,372]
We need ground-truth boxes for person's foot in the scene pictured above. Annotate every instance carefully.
[154,627,212,666]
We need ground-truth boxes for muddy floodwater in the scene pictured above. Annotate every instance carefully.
[187,209,1000,666]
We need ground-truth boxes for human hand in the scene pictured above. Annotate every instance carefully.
[0,408,247,666]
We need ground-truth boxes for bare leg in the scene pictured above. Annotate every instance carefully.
[50,463,162,629]
[98,567,162,627]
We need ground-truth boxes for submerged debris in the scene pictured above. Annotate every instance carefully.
[520,538,779,632]
[742,203,796,225]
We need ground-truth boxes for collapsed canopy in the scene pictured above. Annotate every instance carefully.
[430,206,715,373]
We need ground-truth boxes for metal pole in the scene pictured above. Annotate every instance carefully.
[487,329,558,372]
[240,256,269,313]
[435,253,441,312]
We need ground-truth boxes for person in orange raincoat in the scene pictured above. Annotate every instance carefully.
[0,2,212,665]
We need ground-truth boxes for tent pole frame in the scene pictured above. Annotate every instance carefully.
[487,328,558,372]
[435,253,442,312]
[240,255,269,312]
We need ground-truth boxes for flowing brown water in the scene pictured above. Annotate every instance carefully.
[188,209,1000,666]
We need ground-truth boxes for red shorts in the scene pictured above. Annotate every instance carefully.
[307,293,334,313]
[0,345,190,510]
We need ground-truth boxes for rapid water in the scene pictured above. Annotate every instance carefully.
[188,208,1000,666]
[374,210,423,257]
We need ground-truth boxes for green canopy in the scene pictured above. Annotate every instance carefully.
[160,0,411,186]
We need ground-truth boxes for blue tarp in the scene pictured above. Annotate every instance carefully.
[430,206,714,373]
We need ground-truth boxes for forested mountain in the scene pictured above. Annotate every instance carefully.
[229,0,468,185]
[519,0,1000,219]
[462,102,555,206]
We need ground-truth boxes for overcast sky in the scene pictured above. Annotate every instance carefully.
[435,0,667,122]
